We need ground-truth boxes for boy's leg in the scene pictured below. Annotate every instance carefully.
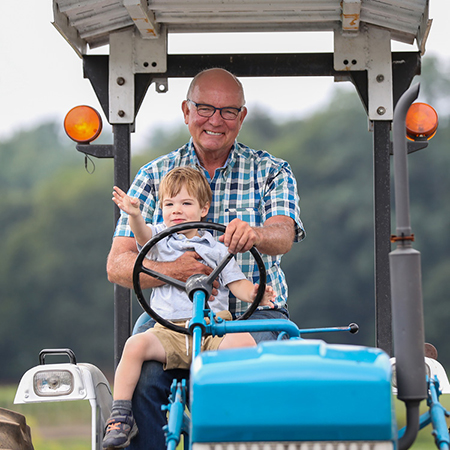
[127,361,190,450]
[104,332,167,449]
[218,309,290,348]
[113,331,166,400]
[219,332,255,349]
[125,320,190,450]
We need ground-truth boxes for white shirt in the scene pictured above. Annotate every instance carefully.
[140,224,246,320]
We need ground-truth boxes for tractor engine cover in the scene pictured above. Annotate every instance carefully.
[190,339,394,445]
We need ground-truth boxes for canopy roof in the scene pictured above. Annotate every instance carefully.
[53,0,430,55]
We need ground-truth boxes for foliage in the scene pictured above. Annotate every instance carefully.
[1,55,450,384]
[0,130,116,380]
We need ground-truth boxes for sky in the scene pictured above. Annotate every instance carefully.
[1,2,449,150]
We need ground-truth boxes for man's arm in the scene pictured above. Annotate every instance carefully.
[106,236,215,289]
[219,215,296,255]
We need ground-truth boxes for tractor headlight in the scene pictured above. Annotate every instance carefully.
[390,362,431,388]
[33,370,74,397]
[390,358,447,393]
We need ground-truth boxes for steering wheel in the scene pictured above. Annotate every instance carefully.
[132,222,267,335]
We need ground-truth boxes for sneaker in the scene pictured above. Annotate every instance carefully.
[102,413,138,449]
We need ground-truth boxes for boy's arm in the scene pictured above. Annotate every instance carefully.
[128,215,153,247]
[227,279,275,307]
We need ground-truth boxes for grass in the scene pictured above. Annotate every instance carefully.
[394,395,450,450]
[1,384,450,449]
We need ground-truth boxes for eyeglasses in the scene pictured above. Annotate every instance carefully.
[187,99,243,120]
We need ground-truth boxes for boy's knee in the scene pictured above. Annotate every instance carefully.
[221,332,256,349]
[239,332,257,347]
[124,334,145,356]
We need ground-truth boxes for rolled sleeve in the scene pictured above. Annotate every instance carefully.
[260,162,304,242]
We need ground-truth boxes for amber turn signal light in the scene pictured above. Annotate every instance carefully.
[406,102,438,141]
[64,105,103,143]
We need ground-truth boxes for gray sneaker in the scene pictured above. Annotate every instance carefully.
[102,413,138,449]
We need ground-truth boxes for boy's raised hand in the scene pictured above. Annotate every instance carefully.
[112,186,140,217]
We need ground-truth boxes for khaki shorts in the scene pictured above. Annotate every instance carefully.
[150,311,232,370]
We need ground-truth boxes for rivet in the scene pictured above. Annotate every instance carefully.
[377,106,386,116]
[376,74,385,83]
[118,110,125,117]
[116,77,125,86]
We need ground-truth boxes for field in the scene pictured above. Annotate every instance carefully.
[1,384,449,449]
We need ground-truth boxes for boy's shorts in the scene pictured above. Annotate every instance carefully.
[150,310,232,370]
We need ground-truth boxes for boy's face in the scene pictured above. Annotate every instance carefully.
[161,186,209,238]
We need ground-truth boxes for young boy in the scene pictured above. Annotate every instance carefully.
[103,167,275,449]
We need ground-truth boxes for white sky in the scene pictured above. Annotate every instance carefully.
[1,2,449,149]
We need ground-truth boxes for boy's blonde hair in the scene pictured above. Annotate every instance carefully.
[159,167,212,208]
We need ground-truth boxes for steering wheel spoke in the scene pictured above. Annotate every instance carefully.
[205,252,235,285]
[140,265,186,291]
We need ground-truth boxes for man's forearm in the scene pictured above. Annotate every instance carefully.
[107,249,165,289]
[253,219,296,255]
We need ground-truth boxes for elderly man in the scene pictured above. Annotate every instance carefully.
[106,68,304,449]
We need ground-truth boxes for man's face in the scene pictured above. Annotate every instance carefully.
[182,72,247,156]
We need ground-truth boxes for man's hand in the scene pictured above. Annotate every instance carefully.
[219,218,260,254]
[158,251,213,282]
[108,237,218,297]
[219,216,296,256]
[161,252,219,299]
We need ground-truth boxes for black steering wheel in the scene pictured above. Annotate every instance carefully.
[132,222,267,335]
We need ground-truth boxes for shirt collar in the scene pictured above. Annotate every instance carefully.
[187,138,239,178]
[170,227,213,246]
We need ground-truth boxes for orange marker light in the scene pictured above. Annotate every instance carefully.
[64,106,103,143]
[406,102,438,141]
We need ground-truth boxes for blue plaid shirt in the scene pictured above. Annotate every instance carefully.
[114,139,304,314]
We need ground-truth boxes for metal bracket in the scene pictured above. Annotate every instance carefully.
[153,78,169,93]
[334,24,393,120]
[134,25,168,74]
[109,29,135,124]
[341,0,361,34]
[109,26,168,123]
[123,0,160,38]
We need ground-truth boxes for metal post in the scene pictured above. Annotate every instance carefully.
[113,123,132,368]
[373,121,393,355]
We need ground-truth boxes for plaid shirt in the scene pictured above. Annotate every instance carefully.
[114,139,304,314]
